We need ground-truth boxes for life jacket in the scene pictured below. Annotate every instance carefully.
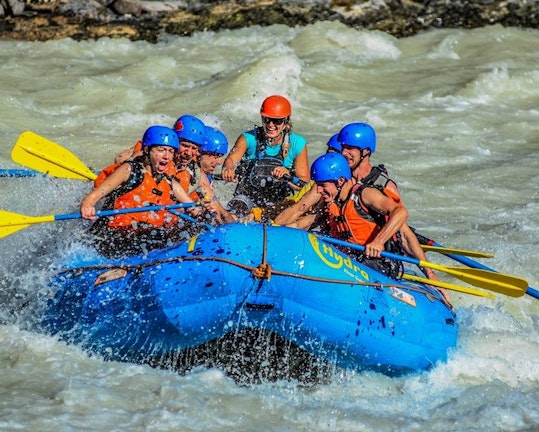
[170,160,197,194]
[360,164,401,204]
[234,127,295,207]
[102,159,178,230]
[94,162,120,188]
[327,185,381,244]
[94,141,144,188]
[174,162,202,202]
[328,165,403,264]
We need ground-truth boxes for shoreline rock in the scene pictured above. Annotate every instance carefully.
[1,0,538,42]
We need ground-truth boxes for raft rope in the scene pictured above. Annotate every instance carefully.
[57,243,443,301]
[252,222,271,279]
[59,254,394,288]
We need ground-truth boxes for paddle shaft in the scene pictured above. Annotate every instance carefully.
[0,168,100,178]
[213,172,306,187]
[416,234,539,300]
[169,208,213,230]
[0,169,43,178]
[55,203,199,222]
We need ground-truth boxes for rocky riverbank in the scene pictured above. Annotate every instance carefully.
[1,0,538,42]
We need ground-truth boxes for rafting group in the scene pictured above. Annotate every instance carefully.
[1,90,535,381]
[1,93,533,305]
[62,94,453,302]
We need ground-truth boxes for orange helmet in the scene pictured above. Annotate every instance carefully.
[260,95,292,118]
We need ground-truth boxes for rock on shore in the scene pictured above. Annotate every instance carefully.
[1,0,538,42]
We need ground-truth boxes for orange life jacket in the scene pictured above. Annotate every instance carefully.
[174,168,193,192]
[327,194,379,245]
[172,163,198,195]
[327,165,402,246]
[327,166,406,279]
[94,162,120,188]
[104,160,178,230]
[94,141,144,187]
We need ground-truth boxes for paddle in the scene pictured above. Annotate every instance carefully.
[169,209,213,230]
[402,273,495,298]
[0,167,101,179]
[415,233,539,300]
[213,172,306,187]
[11,131,97,181]
[0,168,43,178]
[316,234,528,298]
[0,203,200,239]
[403,226,493,258]
[420,244,493,258]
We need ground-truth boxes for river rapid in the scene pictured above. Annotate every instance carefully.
[0,22,538,431]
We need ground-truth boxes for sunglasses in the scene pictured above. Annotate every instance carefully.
[262,116,286,125]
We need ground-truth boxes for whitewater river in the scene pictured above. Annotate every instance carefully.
[0,22,538,431]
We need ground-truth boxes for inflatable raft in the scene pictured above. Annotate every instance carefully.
[41,223,457,375]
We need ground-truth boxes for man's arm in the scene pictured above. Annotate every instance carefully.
[273,184,320,226]
[360,187,408,258]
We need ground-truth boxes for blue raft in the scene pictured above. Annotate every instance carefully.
[41,223,457,375]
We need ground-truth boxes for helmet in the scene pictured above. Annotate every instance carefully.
[310,153,351,182]
[260,95,292,118]
[326,133,341,152]
[174,114,205,146]
[200,126,229,155]
[337,122,376,153]
[142,125,180,150]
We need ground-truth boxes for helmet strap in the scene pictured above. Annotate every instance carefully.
[359,148,371,162]
[333,178,348,205]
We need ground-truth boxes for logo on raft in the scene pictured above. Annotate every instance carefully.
[308,233,370,282]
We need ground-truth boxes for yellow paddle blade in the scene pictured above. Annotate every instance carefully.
[12,131,97,181]
[403,273,495,298]
[0,210,55,238]
[421,244,494,258]
[316,234,526,298]
[418,260,527,298]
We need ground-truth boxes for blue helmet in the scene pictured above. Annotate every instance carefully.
[142,125,180,150]
[200,126,229,155]
[337,122,376,153]
[174,114,205,146]
[310,153,351,182]
[326,133,341,152]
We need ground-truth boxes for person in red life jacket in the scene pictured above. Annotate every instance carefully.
[310,152,409,278]
[80,125,200,257]
[267,131,344,229]
[221,95,310,216]
[274,123,449,301]
[337,123,443,285]
[194,126,236,226]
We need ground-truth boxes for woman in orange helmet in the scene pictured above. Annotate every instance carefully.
[221,95,310,216]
